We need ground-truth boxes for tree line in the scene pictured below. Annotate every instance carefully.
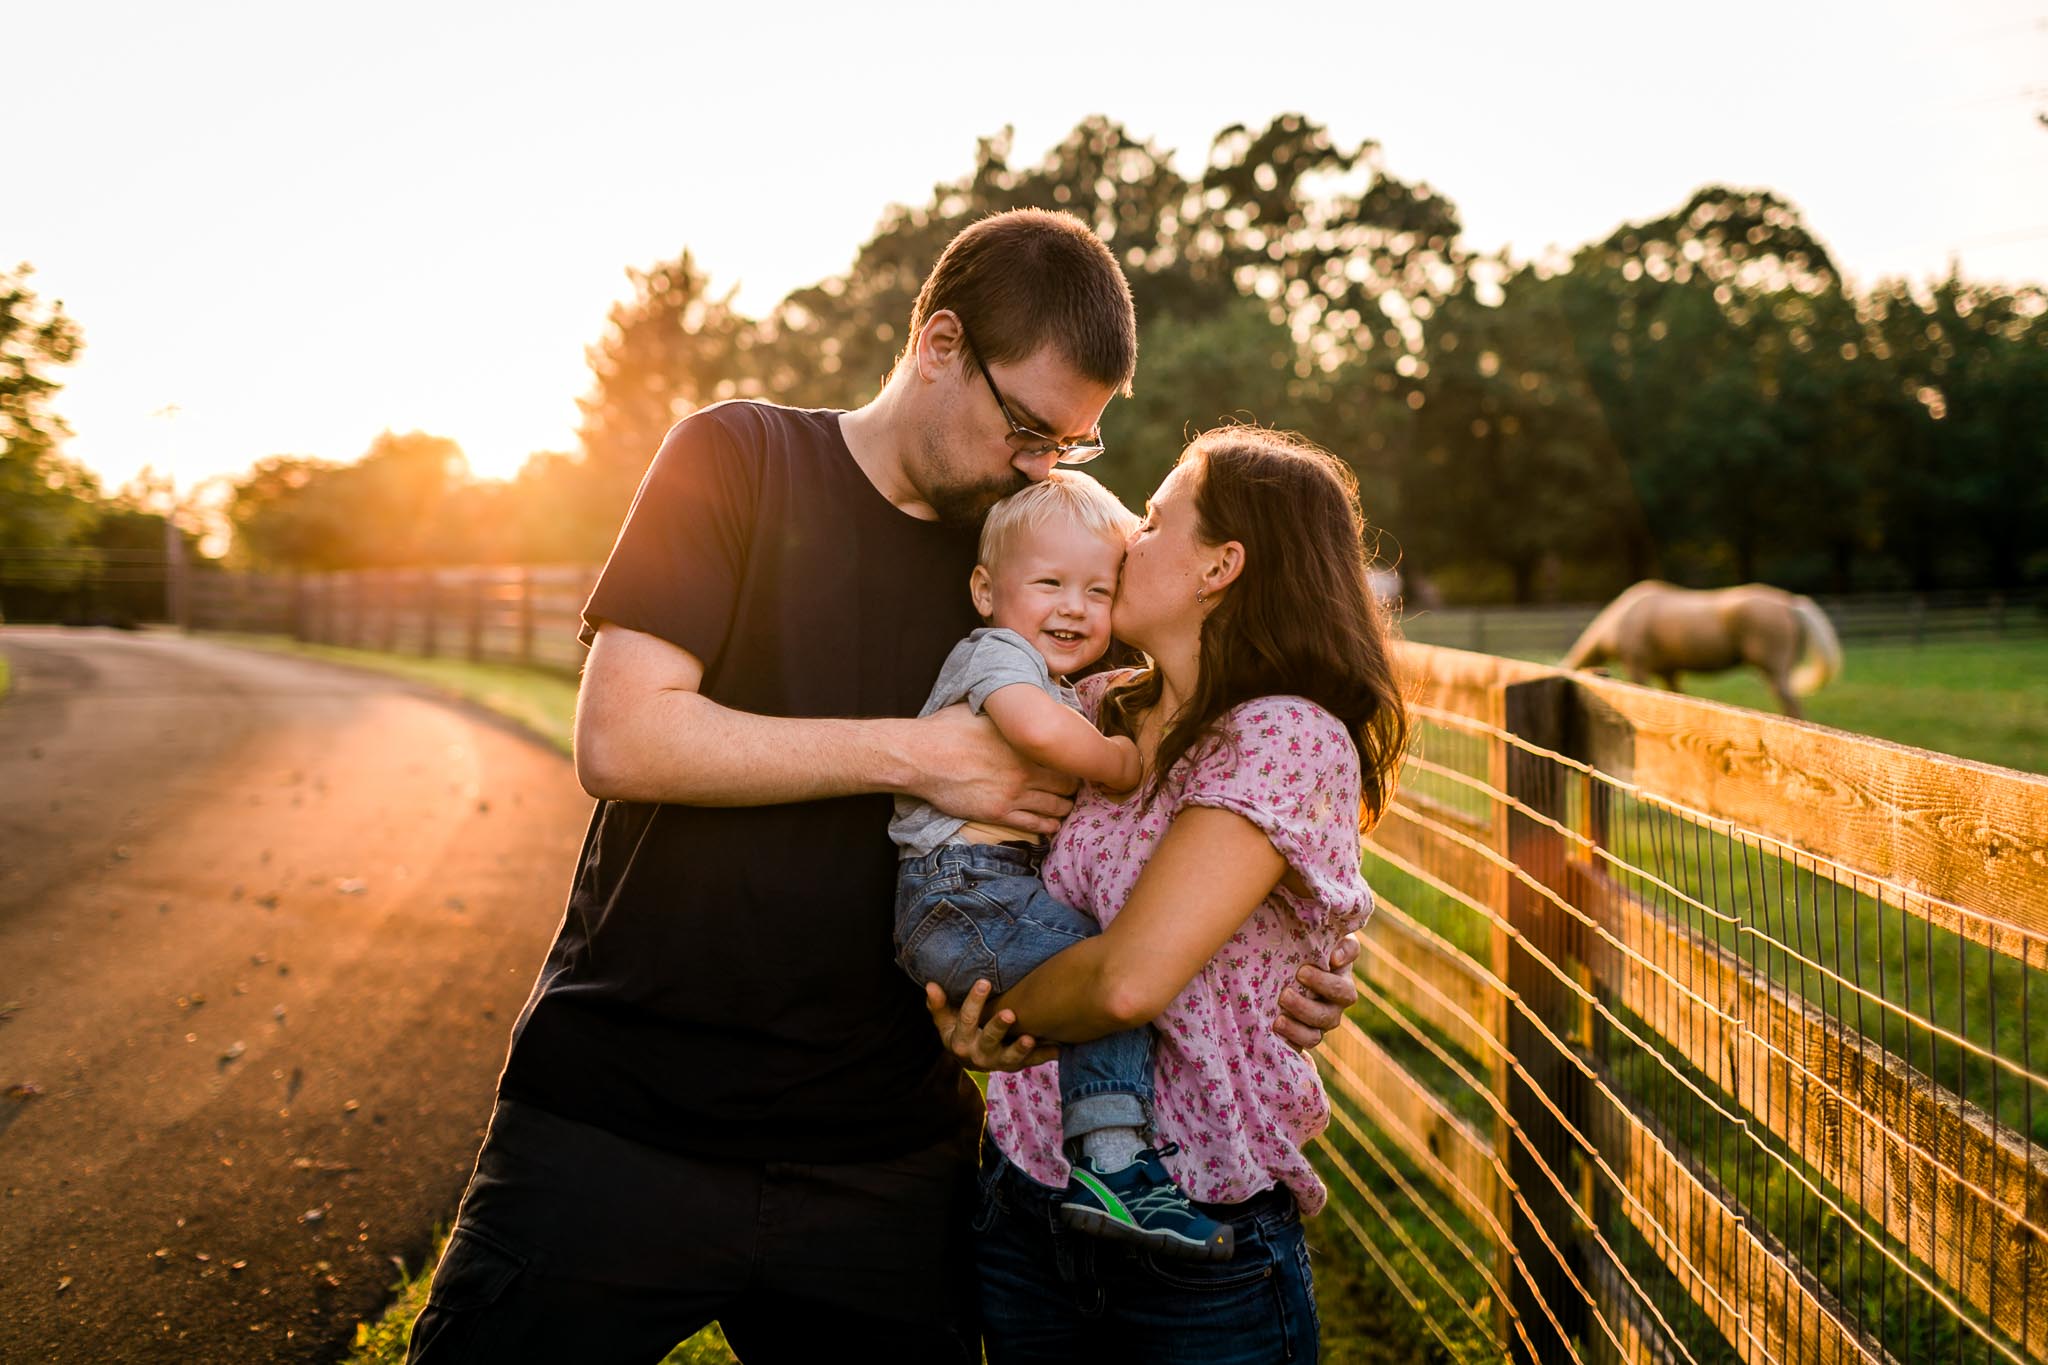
[7,115,2044,611]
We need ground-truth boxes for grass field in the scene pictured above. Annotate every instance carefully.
[199,631,2040,1362]
[1671,638,2048,775]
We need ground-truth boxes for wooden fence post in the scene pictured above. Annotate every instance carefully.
[466,571,485,663]
[380,570,399,652]
[1501,676,1588,1364]
[517,568,535,665]
[420,570,438,658]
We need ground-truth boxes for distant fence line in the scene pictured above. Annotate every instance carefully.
[182,565,601,673]
[1400,590,2046,659]
[1320,643,2048,1363]
[164,564,2046,667]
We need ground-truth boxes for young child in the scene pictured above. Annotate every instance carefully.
[889,472,1235,1263]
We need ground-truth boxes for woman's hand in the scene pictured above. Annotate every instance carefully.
[925,980,1059,1073]
[1272,932,1361,1051]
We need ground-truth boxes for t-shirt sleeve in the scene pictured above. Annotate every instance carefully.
[1180,698,1373,931]
[962,629,1055,714]
[579,410,758,672]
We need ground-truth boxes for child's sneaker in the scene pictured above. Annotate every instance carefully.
[1057,1143,1235,1262]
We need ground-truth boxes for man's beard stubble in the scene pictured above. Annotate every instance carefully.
[916,425,1029,527]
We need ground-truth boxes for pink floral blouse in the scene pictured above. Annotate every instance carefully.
[985,672,1373,1213]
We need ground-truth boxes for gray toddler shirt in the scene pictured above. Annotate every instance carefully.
[888,627,1082,858]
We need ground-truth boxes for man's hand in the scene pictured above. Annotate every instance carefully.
[926,980,1058,1073]
[909,705,1077,836]
[1273,932,1361,1051]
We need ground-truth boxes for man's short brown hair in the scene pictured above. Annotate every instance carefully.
[905,209,1137,397]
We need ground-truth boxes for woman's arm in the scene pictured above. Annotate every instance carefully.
[990,805,1288,1042]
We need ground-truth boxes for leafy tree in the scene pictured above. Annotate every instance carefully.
[575,251,754,503]
[1392,267,1638,601]
[1864,276,2048,587]
[0,265,99,603]
[226,432,468,570]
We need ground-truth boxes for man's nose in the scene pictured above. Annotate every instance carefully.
[1014,450,1058,483]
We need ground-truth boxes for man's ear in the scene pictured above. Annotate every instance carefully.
[915,309,966,382]
[969,564,996,620]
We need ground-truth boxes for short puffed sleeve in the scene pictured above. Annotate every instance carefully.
[1178,697,1373,931]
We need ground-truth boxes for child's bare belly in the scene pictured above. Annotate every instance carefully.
[957,820,1044,847]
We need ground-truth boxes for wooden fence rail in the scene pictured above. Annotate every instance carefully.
[186,566,599,672]
[1320,642,2048,1364]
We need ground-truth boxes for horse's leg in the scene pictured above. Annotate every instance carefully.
[1661,672,1684,694]
[1768,670,1803,720]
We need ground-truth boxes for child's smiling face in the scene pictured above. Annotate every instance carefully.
[970,518,1125,678]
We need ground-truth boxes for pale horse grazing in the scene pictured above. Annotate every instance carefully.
[1562,582,1843,719]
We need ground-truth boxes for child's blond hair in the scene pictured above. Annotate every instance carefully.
[977,471,1138,575]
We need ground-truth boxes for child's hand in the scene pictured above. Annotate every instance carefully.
[926,980,1057,1073]
[1100,735,1142,793]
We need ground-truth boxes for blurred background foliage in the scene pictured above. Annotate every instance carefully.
[8,114,2045,604]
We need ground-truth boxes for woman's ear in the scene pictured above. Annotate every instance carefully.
[1204,540,1247,597]
[969,564,996,620]
[915,309,966,382]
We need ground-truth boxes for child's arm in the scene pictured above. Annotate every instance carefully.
[981,684,1141,792]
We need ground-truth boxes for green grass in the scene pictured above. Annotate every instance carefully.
[0,649,11,701]
[1675,638,2048,774]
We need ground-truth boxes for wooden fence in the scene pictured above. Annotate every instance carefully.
[186,566,599,672]
[1400,590,2044,659]
[1316,642,2048,1363]
[181,568,2043,671]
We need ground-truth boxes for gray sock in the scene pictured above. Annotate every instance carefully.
[1080,1126,1146,1173]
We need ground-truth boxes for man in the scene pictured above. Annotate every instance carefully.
[407,209,1358,1363]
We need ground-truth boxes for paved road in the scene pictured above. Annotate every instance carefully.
[0,629,588,1362]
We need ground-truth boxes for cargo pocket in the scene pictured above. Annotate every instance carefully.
[406,1224,529,1359]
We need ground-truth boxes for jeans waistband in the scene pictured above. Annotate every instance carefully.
[912,840,1047,876]
[982,1138,1299,1233]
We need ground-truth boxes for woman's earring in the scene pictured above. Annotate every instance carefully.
[1195,588,1207,605]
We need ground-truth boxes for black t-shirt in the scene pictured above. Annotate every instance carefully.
[498,401,985,1162]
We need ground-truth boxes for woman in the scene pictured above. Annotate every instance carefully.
[937,425,1407,1362]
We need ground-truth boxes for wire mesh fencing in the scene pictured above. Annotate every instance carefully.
[1312,643,2048,1365]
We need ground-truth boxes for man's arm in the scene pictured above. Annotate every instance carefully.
[573,624,1076,831]
[979,684,1141,791]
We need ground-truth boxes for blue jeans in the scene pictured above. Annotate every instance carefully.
[973,1141,1320,1363]
[896,841,1152,1140]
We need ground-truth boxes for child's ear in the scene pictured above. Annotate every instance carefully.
[969,564,995,620]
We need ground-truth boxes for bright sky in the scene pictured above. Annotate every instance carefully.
[13,0,2047,496]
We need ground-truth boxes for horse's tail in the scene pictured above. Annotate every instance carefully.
[1788,596,1842,696]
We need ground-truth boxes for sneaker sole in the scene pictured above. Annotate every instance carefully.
[1057,1203,1237,1262]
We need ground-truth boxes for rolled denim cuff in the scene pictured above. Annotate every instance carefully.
[1061,1090,1149,1143]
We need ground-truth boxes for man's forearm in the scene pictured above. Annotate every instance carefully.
[576,688,920,806]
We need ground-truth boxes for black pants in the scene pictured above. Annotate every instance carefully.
[406,1100,982,1364]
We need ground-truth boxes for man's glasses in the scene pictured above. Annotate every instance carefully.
[959,324,1106,466]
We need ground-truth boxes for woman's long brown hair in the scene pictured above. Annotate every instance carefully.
[1100,426,1408,824]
